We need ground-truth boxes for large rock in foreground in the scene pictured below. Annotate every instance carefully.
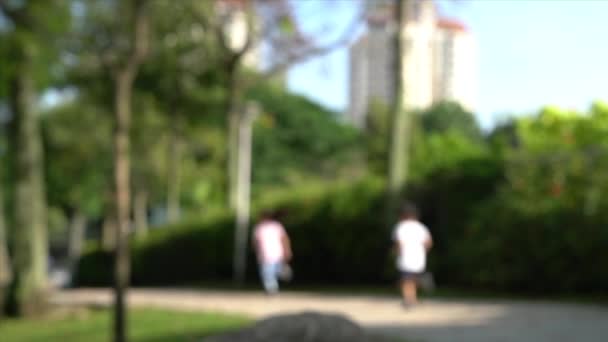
[204,311,391,342]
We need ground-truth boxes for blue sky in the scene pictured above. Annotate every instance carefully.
[286,0,608,129]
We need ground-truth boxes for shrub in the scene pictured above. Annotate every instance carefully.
[75,163,608,295]
[75,178,396,287]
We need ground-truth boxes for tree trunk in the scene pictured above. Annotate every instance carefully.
[166,112,182,223]
[0,183,12,317]
[387,0,410,216]
[134,189,148,237]
[7,43,48,317]
[113,70,135,342]
[108,2,149,340]
[233,103,256,284]
[67,210,87,265]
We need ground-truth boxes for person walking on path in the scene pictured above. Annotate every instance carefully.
[393,203,433,307]
[253,211,292,295]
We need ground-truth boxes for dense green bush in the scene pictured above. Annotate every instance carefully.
[75,212,236,287]
[76,155,608,294]
[277,179,393,284]
[75,178,397,287]
[456,203,608,294]
[408,155,504,284]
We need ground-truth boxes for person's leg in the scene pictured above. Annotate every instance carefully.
[400,276,418,305]
[261,262,279,294]
[272,262,284,292]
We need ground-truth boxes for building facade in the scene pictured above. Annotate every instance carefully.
[433,19,477,112]
[348,0,476,128]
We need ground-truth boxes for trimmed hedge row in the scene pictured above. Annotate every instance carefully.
[452,202,608,294]
[75,179,396,287]
[76,212,237,286]
[76,159,608,294]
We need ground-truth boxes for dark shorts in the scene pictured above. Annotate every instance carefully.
[400,271,422,281]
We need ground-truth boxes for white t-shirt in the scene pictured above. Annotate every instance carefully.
[254,220,287,264]
[393,219,431,272]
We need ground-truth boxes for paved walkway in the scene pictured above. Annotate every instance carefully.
[52,288,608,342]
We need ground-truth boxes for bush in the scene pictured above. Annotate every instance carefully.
[453,199,608,294]
[75,162,608,295]
[407,155,504,285]
[75,212,237,287]
[75,178,397,287]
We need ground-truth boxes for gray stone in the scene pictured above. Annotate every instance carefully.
[204,311,392,342]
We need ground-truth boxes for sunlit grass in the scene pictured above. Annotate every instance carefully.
[0,308,251,342]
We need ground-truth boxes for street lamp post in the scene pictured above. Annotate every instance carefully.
[233,101,260,285]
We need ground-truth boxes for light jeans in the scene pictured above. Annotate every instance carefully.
[259,262,282,294]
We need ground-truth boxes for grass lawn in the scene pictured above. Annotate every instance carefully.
[0,308,251,342]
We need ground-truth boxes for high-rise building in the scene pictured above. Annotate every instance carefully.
[433,19,476,112]
[348,0,476,128]
[349,22,396,128]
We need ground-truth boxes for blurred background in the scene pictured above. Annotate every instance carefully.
[1,0,608,341]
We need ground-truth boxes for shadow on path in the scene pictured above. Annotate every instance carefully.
[369,300,608,342]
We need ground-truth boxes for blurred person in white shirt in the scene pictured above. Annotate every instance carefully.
[393,203,433,306]
[253,210,292,295]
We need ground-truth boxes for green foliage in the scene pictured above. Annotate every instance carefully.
[137,0,225,125]
[444,104,608,293]
[420,101,482,141]
[248,83,363,192]
[42,100,112,218]
[503,104,608,216]
[409,131,488,181]
[0,0,71,97]
[407,156,505,285]
[130,93,170,202]
[41,64,361,221]
[365,100,391,175]
[454,198,608,293]
[365,100,483,179]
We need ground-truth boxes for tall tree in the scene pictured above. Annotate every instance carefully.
[70,0,150,340]
[0,0,67,316]
[387,0,409,214]
[106,2,149,341]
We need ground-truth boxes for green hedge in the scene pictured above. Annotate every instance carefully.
[75,162,608,294]
[75,212,237,287]
[74,178,396,287]
[407,157,504,285]
[452,202,608,294]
